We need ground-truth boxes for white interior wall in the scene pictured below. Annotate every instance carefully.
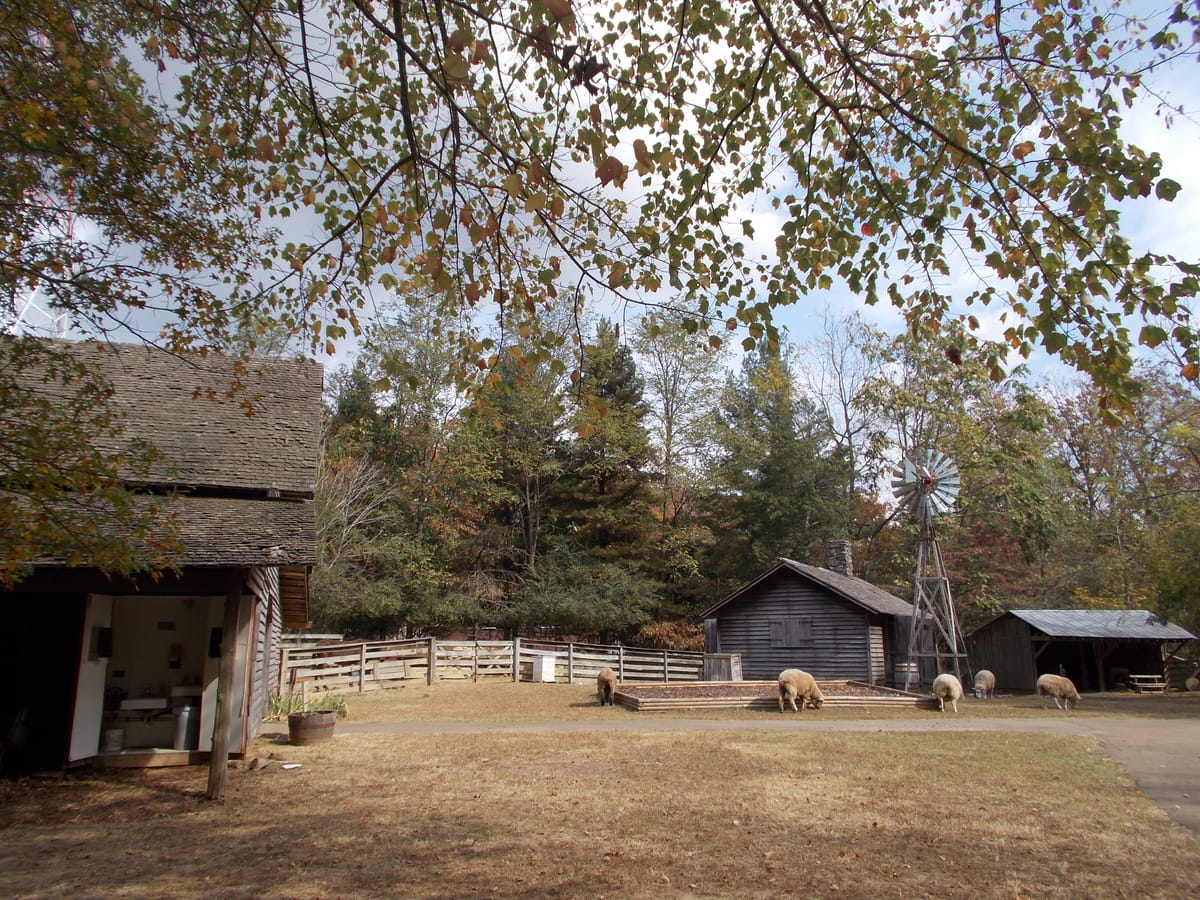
[106,596,211,749]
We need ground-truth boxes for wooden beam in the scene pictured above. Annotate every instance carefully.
[206,573,244,801]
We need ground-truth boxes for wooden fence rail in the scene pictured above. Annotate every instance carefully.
[280,637,707,698]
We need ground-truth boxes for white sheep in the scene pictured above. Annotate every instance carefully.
[1036,673,1080,710]
[973,669,996,699]
[596,667,618,706]
[777,669,824,713]
[931,673,963,713]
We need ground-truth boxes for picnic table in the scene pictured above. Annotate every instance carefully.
[1129,674,1167,693]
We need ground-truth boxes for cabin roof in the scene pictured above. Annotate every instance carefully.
[700,557,915,619]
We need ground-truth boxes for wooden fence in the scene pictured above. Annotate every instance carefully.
[279,637,707,698]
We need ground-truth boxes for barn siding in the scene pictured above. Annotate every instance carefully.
[715,577,870,680]
[968,616,1035,690]
[246,567,281,733]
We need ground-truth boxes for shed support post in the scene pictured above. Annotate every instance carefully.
[207,573,244,801]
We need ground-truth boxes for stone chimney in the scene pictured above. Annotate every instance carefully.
[826,540,853,577]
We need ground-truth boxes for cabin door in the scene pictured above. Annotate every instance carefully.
[69,595,113,761]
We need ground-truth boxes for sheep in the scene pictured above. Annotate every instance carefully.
[931,673,963,713]
[1036,673,1080,710]
[596,667,618,706]
[1187,671,1200,693]
[777,669,824,713]
[973,669,996,699]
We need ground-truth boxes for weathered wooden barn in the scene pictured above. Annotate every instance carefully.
[0,340,320,776]
[967,609,1196,693]
[700,544,915,684]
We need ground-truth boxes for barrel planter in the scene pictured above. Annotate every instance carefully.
[287,710,337,745]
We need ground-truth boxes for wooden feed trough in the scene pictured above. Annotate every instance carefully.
[614,680,939,711]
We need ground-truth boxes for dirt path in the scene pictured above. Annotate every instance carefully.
[260,714,1200,832]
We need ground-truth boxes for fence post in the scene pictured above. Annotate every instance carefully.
[512,636,521,682]
[618,644,625,681]
[427,636,438,685]
[662,649,669,682]
[358,643,367,693]
[473,641,479,682]
[567,643,574,684]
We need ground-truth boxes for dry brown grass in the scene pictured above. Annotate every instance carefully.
[340,679,1200,722]
[1,683,1198,898]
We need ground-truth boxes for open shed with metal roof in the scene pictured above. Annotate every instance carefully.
[967,609,1196,693]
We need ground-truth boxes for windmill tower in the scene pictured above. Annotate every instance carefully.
[892,449,967,691]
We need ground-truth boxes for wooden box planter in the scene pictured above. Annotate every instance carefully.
[287,710,337,745]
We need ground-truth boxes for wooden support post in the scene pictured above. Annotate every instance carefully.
[358,643,367,693]
[472,641,479,682]
[206,575,243,801]
[567,643,574,684]
[512,637,521,682]
[662,650,669,682]
[278,646,290,697]
[618,644,625,681]
[427,637,438,685]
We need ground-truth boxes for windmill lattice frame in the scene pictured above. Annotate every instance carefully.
[892,449,968,691]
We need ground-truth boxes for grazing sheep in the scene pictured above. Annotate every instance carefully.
[973,669,996,699]
[596,667,618,706]
[1186,671,1200,693]
[931,673,963,713]
[777,669,824,713]
[1036,673,1080,710]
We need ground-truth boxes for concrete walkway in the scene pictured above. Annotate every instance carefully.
[261,714,1200,833]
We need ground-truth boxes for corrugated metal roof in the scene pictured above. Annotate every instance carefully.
[1009,608,1196,641]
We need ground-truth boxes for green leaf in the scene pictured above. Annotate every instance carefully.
[1139,325,1168,348]
[1155,178,1181,201]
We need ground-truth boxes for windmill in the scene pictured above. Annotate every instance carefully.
[892,449,967,691]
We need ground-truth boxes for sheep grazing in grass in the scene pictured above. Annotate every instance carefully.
[1036,673,1080,710]
[596,667,618,706]
[973,669,996,699]
[931,673,963,713]
[777,669,824,713]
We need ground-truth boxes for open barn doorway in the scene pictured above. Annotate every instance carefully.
[1,596,85,774]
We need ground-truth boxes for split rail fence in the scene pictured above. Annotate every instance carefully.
[280,637,706,699]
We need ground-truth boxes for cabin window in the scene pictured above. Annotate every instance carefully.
[769,616,813,648]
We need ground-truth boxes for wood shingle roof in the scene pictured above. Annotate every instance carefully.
[15,338,322,569]
[700,557,915,619]
[29,339,322,497]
